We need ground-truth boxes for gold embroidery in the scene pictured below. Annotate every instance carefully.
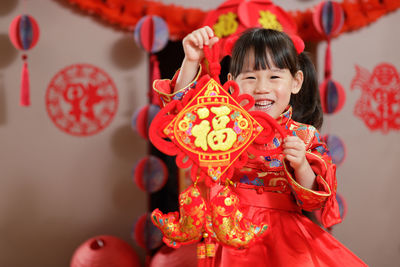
[258,10,283,31]
[213,12,238,38]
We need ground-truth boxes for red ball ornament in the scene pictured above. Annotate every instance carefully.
[9,14,40,51]
[313,1,344,38]
[319,79,346,114]
[134,15,169,53]
[9,14,40,107]
[70,235,140,267]
[324,134,346,166]
[133,155,168,193]
[132,213,163,251]
[131,104,160,140]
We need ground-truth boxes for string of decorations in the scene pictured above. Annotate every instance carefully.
[66,0,400,41]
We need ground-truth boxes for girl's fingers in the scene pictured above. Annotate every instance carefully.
[190,33,204,48]
[283,148,300,157]
[198,28,210,46]
[204,26,214,37]
[283,141,303,151]
[209,36,219,47]
[185,34,198,46]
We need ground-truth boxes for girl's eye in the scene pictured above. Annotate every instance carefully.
[271,76,280,79]
[245,76,256,80]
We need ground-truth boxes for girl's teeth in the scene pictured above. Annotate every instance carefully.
[255,100,273,107]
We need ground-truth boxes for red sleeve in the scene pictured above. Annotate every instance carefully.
[153,65,202,107]
[284,126,341,228]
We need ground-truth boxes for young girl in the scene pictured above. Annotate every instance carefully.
[154,26,367,266]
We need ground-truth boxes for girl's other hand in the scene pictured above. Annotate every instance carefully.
[283,136,307,171]
[182,26,219,63]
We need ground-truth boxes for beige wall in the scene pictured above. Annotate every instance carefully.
[0,0,399,266]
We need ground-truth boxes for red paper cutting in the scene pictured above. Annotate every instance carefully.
[351,63,400,133]
[46,64,118,136]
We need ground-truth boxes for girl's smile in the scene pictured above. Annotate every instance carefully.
[229,51,303,119]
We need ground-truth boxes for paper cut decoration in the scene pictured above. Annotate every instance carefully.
[46,64,118,136]
[351,63,400,133]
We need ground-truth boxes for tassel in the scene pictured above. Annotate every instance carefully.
[324,40,332,79]
[149,54,162,106]
[20,55,30,106]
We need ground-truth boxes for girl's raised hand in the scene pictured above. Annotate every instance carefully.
[182,26,219,63]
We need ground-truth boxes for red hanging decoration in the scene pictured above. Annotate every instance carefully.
[9,14,40,106]
[134,15,169,106]
[313,1,346,114]
[150,44,287,254]
[65,0,400,42]
[202,0,304,60]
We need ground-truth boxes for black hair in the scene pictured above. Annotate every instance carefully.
[229,28,323,129]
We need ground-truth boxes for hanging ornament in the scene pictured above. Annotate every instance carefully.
[134,15,169,106]
[134,15,169,53]
[324,134,346,166]
[70,235,141,267]
[132,213,163,251]
[131,104,161,140]
[313,1,346,114]
[319,79,346,114]
[9,14,40,106]
[133,155,168,193]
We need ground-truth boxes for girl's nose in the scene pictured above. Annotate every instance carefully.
[254,80,271,94]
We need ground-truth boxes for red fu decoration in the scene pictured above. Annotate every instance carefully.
[313,1,345,114]
[149,44,288,251]
[9,14,40,107]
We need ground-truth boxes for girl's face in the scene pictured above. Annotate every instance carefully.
[229,50,303,119]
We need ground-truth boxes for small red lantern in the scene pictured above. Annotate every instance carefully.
[313,1,346,114]
[323,134,346,166]
[70,235,141,267]
[319,79,346,114]
[131,104,161,140]
[132,213,163,251]
[9,14,40,106]
[134,15,169,54]
[134,15,169,105]
[133,155,168,193]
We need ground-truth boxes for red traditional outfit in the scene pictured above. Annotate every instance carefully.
[153,69,367,266]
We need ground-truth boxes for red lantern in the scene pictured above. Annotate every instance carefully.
[202,0,304,59]
[132,213,163,251]
[133,155,168,193]
[131,104,161,139]
[70,235,141,267]
[134,15,169,54]
[323,134,346,166]
[9,14,40,106]
[134,15,169,106]
[319,79,346,114]
[313,1,346,114]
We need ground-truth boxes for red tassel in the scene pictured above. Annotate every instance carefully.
[324,40,332,79]
[20,60,30,106]
[149,54,162,106]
